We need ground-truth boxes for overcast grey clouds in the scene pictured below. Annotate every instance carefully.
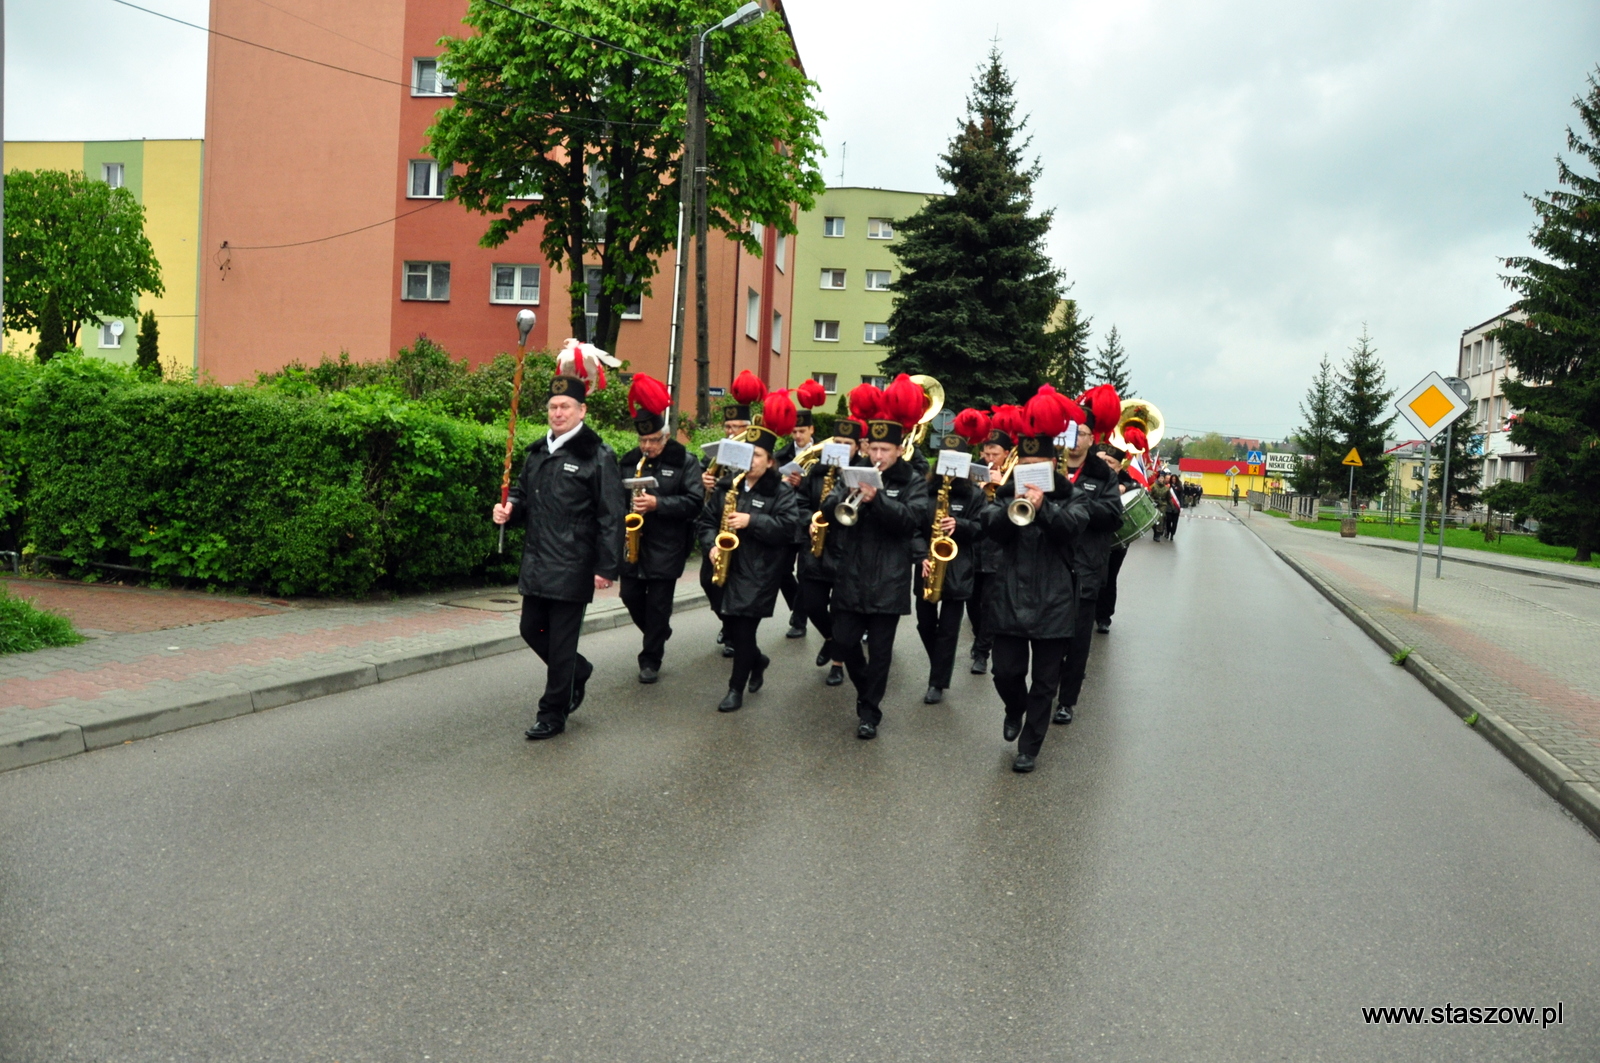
[8,0,1599,438]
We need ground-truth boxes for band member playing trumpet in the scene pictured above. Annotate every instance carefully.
[969,406,1026,675]
[797,416,868,687]
[695,393,804,713]
[821,377,929,740]
[914,409,989,704]
[979,387,1094,772]
[618,373,705,685]
[492,374,625,742]
[775,380,827,639]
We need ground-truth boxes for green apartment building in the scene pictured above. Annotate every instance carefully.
[788,186,934,400]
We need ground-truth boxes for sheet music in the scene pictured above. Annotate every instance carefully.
[1010,461,1056,493]
[935,450,972,478]
[778,462,804,477]
[820,443,852,468]
[717,440,754,472]
[840,466,883,490]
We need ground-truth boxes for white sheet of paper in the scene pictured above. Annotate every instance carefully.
[701,441,721,463]
[717,439,754,471]
[968,464,993,485]
[840,466,883,490]
[935,450,972,478]
[1066,422,1079,450]
[1010,462,1056,493]
[622,477,659,490]
[778,462,804,477]
[820,442,852,468]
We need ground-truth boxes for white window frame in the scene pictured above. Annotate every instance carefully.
[811,371,837,394]
[771,310,783,354]
[403,261,451,301]
[491,264,541,305]
[820,269,846,290]
[864,269,891,291]
[863,322,890,344]
[814,320,839,342]
[823,216,845,238]
[774,231,787,272]
[408,160,447,199]
[98,322,123,348]
[582,266,642,334]
[412,58,456,96]
[867,217,894,240]
[746,288,761,340]
[101,163,124,189]
[860,374,887,387]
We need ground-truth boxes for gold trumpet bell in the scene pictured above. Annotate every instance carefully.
[1110,399,1164,454]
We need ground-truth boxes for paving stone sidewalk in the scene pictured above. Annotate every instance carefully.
[1234,504,1600,832]
[0,575,706,774]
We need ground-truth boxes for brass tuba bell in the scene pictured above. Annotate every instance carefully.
[903,374,945,456]
[1110,399,1165,455]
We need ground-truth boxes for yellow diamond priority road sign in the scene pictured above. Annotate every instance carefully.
[1395,371,1470,441]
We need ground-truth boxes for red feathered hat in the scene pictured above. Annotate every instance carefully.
[727,370,767,422]
[883,373,927,432]
[794,378,827,427]
[988,405,1028,449]
[626,373,672,435]
[847,382,885,423]
[952,408,991,448]
[761,390,797,438]
[1078,384,1122,442]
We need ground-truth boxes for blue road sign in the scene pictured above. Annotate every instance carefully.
[1246,450,1265,464]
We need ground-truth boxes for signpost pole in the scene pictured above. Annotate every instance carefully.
[1435,424,1452,578]
[1413,450,1431,612]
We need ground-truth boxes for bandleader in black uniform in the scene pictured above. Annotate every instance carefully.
[914,408,990,704]
[493,373,625,741]
[796,416,868,687]
[618,373,705,684]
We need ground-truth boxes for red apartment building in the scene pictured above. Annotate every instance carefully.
[198,0,797,392]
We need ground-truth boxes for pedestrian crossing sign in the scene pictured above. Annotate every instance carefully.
[1342,448,1363,467]
[1395,371,1470,441]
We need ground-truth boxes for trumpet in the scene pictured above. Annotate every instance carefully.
[833,487,865,526]
[711,471,746,587]
[1006,493,1037,526]
[922,475,959,603]
[809,464,839,557]
[624,454,647,565]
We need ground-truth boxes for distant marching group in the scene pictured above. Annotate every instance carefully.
[492,350,1172,774]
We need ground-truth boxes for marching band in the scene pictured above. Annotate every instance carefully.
[495,364,1167,774]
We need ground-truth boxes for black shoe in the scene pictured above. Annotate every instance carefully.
[748,655,771,693]
[569,666,592,714]
[718,689,743,713]
[716,630,725,645]
[524,720,563,741]
[857,722,877,740]
[721,643,735,658]
[786,623,807,639]
[1003,717,1021,743]
[1095,621,1111,634]
[970,652,989,675]
[1053,704,1073,725]
[815,649,830,667]
[1013,753,1037,773]
[825,664,844,686]
[638,665,659,684]
[923,686,944,704]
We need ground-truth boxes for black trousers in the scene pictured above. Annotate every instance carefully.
[520,596,591,725]
[915,595,967,689]
[1164,508,1180,538]
[799,577,840,661]
[833,610,900,724]
[991,635,1069,757]
[620,576,674,669]
[779,546,804,625]
[721,614,765,692]
[1056,596,1099,709]
[1096,547,1127,625]
[968,573,993,655]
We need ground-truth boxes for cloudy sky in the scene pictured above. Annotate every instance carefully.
[9,0,1599,439]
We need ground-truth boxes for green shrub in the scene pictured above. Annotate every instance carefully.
[0,584,83,654]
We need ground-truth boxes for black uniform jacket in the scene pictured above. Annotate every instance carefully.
[796,455,867,583]
[506,423,625,603]
[979,472,1092,640]
[822,457,929,617]
[917,474,983,602]
[1062,457,1128,600]
[694,471,804,618]
[618,440,705,582]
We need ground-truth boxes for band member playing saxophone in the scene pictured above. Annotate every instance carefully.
[797,416,868,687]
[914,409,989,704]
[618,373,705,685]
[695,393,804,713]
[700,370,768,657]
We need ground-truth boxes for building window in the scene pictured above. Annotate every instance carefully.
[492,265,541,305]
[823,216,844,237]
[101,163,124,189]
[864,269,891,291]
[771,311,783,354]
[413,58,455,96]
[1474,340,1485,375]
[811,372,838,393]
[583,266,641,336]
[863,322,890,344]
[409,160,447,198]
[775,231,787,271]
[1494,396,1506,424]
[98,321,123,348]
[1495,337,1505,368]
[820,269,846,289]
[867,217,894,240]
[814,320,839,342]
[1485,458,1498,482]
[404,261,451,301]
[860,374,887,387]
[746,288,761,339]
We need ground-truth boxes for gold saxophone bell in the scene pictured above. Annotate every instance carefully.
[929,536,958,562]
[711,471,745,586]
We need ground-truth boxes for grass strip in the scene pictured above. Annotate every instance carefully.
[1285,518,1598,567]
[0,585,86,654]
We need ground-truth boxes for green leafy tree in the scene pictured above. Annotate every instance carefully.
[3,169,164,340]
[1089,325,1133,396]
[1332,326,1395,501]
[134,310,161,378]
[1291,355,1338,495]
[35,291,71,364]
[1185,432,1232,460]
[428,0,824,356]
[1041,298,1092,395]
[879,47,1062,408]
[1488,69,1600,561]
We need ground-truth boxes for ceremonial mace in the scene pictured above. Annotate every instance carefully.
[498,309,537,554]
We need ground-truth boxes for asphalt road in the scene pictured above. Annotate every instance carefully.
[3,504,1598,1062]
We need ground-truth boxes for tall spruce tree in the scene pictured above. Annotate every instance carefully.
[1428,416,1484,513]
[1332,326,1395,501]
[879,47,1062,408]
[1089,325,1133,395]
[134,310,161,378]
[1291,355,1338,495]
[1486,68,1600,561]
[1041,298,1092,395]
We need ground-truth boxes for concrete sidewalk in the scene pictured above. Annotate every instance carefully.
[1232,504,1600,834]
[0,575,707,774]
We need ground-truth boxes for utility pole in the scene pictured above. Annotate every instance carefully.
[692,36,711,423]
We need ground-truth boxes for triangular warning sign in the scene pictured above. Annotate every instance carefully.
[1341,448,1363,467]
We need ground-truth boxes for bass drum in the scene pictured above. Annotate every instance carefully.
[1114,486,1159,546]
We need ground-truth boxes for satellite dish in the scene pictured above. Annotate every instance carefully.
[109,320,125,337]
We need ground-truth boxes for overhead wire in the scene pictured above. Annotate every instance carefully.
[224,201,443,251]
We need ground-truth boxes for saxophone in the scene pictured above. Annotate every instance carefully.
[808,465,839,558]
[624,453,647,565]
[922,476,959,603]
[711,472,746,587]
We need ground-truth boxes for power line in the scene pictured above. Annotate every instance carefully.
[245,0,400,62]
[226,200,442,250]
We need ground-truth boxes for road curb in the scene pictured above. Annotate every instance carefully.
[0,588,709,775]
[1335,536,1600,589]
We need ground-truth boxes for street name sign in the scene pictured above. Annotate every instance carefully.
[1342,448,1363,467]
[1395,371,1470,441]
